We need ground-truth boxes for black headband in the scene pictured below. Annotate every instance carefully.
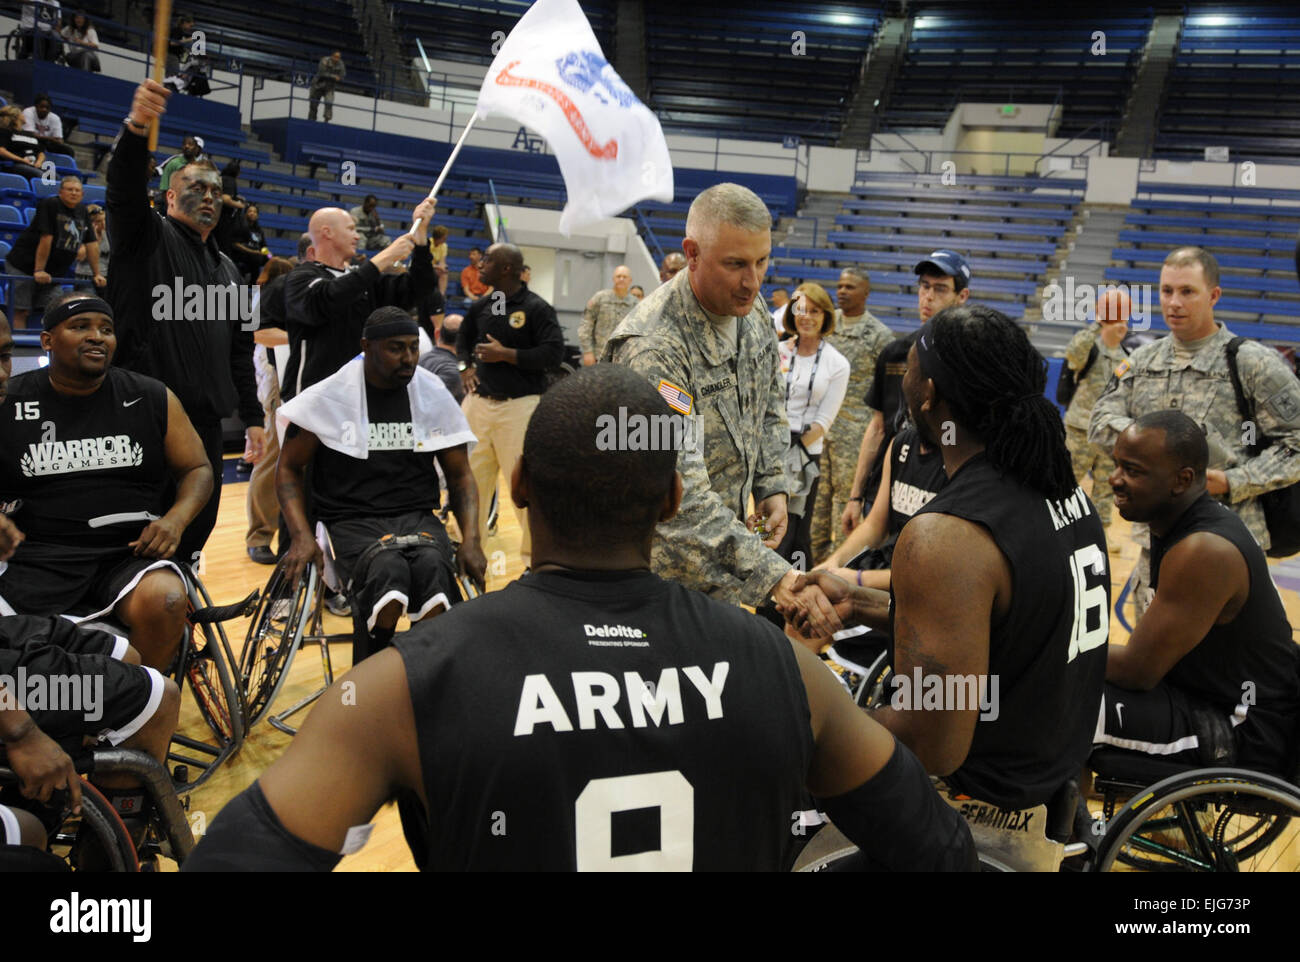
[43,296,113,331]
[362,318,419,341]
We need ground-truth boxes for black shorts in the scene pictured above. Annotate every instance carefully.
[328,511,459,633]
[0,543,184,623]
[0,635,165,747]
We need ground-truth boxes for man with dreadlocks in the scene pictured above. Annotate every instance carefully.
[787,305,1108,812]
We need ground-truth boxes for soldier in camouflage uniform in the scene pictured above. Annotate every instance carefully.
[604,184,800,610]
[1090,246,1300,614]
[1063,289,1131,528]
[579,265,637,365]
[810,268,893,562]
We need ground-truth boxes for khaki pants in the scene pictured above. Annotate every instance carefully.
[463,393,539,560]
[245,348,281,549]
[810,433,858,564]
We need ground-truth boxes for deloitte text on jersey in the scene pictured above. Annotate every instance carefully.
[594,407,703,456]
[151,279,261,331]
[890,669,999,721]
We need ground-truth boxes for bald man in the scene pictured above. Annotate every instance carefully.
[579,265,636,364]
[1063,288,1131,530]
[281,198,437,401]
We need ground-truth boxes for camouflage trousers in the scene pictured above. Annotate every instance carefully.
[810,429,862,565]
[1066,423,1115,526]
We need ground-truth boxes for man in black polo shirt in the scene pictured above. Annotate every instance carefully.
[105,79,263,571]
[185,365,976,872]
[0,293,213,669]
[789,305,1107,811]
[843,251,971,531]
[456,242,564,565]
[277,308,484,663]
[1095,410,1300,772]
[4,176,102,329]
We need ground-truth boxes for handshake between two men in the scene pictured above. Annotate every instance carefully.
[778,570,886,651]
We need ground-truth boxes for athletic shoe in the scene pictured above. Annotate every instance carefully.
[325,591,352,618]
[247,546,276,565]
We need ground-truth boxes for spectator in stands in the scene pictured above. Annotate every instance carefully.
[21,95,69,153]
[419,312,465,403]
[777,283,849,570]
[1090,246,1300,615]
[579,264,636,365]
[659,251,685,284]
[61,10,100,72]
[3,176,100,328]
[459,246,491,303]
[230,203,269,284]
[18,0,62,61]
[630,284,645,301]
[158,136,204,197]
[0,105,45,179]
[309,51,347,123]
[1063,288,1131,537]
[218,158,244,211]
[73,203,108,290]
[350,195,389,251]
[520,264,531,284]
[164,13,206,95]
[106,79,265,570]
[245,256,295,565]
[845,251,971,530]
[430,224,449,295]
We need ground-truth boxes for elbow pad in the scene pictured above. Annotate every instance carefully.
[818,739,978,872]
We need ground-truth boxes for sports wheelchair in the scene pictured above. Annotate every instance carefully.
[0,745,195,872]
[798,645,1300,872]
[78,564,258,792]
[239,521,481,735]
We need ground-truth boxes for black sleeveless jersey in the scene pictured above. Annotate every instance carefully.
[1152,493,1300,771]
[306,383,441,523]
[395,568,815,871]
[911,454,1108,809]
[0,368,169,549]
[886,427,947,540]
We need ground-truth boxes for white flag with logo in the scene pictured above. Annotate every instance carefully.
[476,0,674,235]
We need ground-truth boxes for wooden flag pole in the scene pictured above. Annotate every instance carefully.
[409,110,479,236]
[149,0,173,152]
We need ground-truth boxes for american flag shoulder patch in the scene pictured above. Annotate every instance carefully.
[1114,358,1132,379]
[657,379,693,415]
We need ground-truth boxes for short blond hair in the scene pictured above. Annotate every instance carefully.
[784,282,836,337]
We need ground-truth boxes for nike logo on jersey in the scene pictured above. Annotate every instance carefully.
[514,663,729,736]
[1115,702,1125,729]
[123,398,142,408]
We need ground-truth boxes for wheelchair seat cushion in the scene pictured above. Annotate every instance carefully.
[1090,746,1202,786]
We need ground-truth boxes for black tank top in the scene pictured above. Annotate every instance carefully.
[0,368,169,549]
[887,427,947,539]
[395,568,815,870]
[1152,493,1300,771]
[911,453,1108,809]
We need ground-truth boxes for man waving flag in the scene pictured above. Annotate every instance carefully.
[476,0,674,235]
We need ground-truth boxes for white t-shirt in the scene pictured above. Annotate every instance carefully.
[21,107,63,141]
[779,338,849,455]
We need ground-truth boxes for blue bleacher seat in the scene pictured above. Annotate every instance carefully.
[0,174,35,209]
[32,181,61,201]
[81,185,106,206]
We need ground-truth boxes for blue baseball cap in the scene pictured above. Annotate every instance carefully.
[914,250,972,288]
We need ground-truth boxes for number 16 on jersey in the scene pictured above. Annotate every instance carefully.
[1067,543,1109,663]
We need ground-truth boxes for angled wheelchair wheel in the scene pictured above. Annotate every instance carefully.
[1096,768,1300,872]
[167,574,251,790]
[240,561,318,726]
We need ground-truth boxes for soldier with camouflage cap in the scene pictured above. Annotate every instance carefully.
[810,267,894,561]
[1090,246,1300,612]
[604,183,801,610]
[579,265,637,365]
[1064,287,1131,532]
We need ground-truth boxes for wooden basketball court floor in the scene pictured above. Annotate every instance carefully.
[167,460,1300,872]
